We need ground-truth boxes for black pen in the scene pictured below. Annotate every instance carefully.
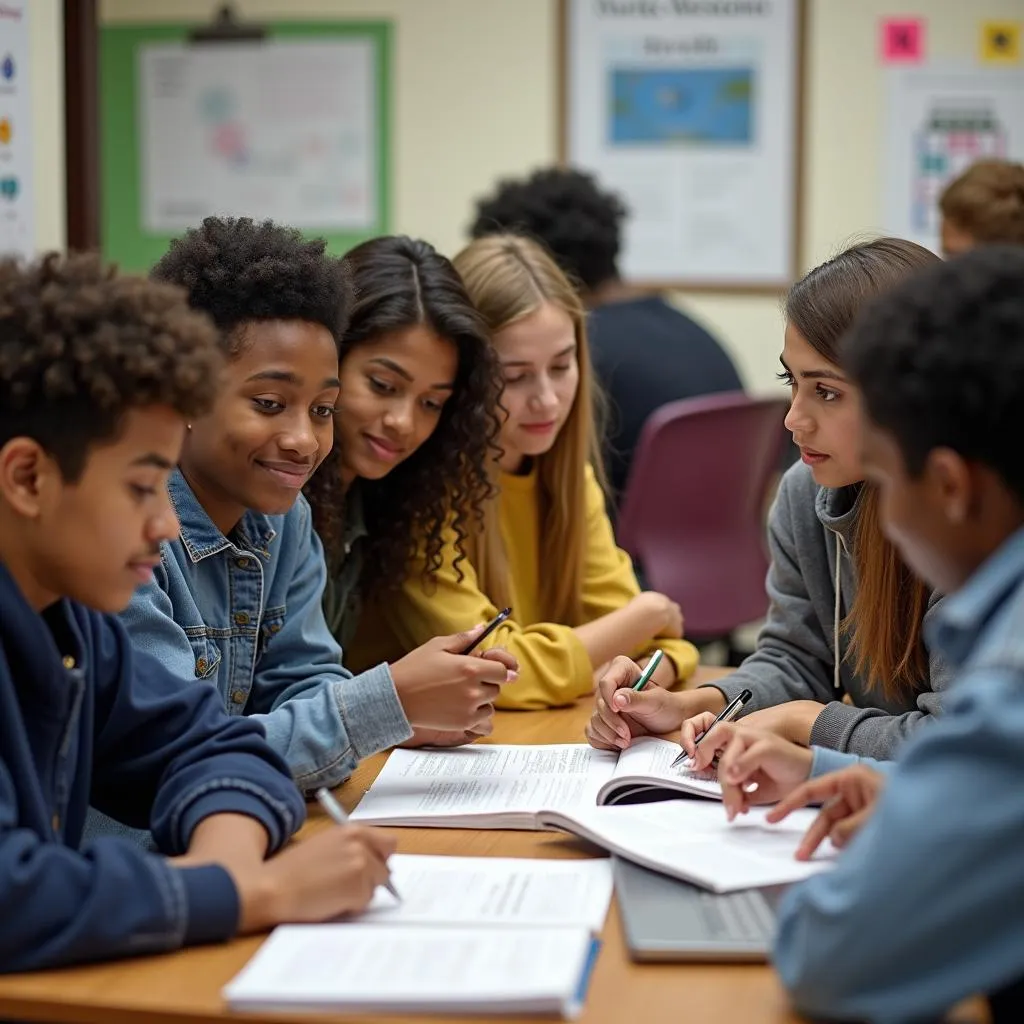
[670,688,753,769]
[459,607,512,655]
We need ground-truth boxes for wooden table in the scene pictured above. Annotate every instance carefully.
[0,668,986,1024]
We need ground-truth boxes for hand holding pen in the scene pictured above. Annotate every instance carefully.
[671,688,753,769]
[315,788,402,903]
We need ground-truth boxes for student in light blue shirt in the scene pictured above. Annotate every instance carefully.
[118,218,514,794]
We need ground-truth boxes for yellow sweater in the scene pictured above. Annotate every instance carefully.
[347,464,699,710]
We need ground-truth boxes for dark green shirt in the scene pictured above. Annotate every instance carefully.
[321,485,369,652]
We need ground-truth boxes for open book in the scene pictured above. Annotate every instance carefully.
[349,736,720,830]
[224,923,599,1019]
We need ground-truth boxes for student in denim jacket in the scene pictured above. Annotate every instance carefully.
[119,218,515,796]
[303,236,506,747]
[0,253,395,972]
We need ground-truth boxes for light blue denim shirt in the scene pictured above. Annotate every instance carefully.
[773,525,1024,1023]
[120,470,412,791]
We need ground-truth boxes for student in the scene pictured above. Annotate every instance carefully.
[303,235,500,653]
[938,158,1024,256]
[585,238,951,759]
[348,233,699,709]
[470,168,742,499]
[748,247,1024,1024]
[119,218,512,794]
[0,253,395,972]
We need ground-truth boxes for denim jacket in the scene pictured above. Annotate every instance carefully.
[0,561,305,972]
[120,470,412,791]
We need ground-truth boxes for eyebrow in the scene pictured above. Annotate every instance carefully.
[131,453,175,470]
[501,342,577,369]
[246,369,341,389]
[778,356,847,383]
[369,356,454,391]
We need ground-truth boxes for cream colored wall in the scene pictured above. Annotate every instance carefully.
[29,0,65,251]
[58,0,1024,392]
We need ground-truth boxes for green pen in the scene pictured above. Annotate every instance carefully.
[631,648,664,692]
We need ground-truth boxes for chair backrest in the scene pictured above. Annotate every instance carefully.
[617,391,789,639]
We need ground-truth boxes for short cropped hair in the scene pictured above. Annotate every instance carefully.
[844,245,1024,503]
[469,168,626,293]
[151,216,352,353]
[0,252,222,482]
[939,160,1024,245]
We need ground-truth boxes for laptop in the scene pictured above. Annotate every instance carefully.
[613,857,787,962]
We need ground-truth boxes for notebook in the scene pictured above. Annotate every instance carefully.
[224,924,600,1019]
[357,854,614,932]
[537,801,836,893]
[613,857,786,962]
[348,736,720,829]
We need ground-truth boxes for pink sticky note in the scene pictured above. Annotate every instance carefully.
[881,18,925,62]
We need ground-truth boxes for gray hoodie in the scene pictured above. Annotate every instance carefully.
[704,461,950,760]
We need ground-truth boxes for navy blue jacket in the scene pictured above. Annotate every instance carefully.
[0,562,305,972]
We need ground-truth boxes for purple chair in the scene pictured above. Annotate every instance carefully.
[616,392,789,646]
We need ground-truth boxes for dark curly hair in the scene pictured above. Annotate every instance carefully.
[0,252,222,482]
[304,235,502,597]
[469,167,627,294]
[844,244,1024,504]
[150,216,352,352]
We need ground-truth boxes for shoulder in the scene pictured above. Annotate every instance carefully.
[770,461,821,526]
[583,463,609,512]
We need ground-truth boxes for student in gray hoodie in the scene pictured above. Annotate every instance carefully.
[586,238,952,762]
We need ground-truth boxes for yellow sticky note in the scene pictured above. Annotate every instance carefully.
[981,21,1020,63]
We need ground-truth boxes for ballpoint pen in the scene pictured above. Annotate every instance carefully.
[631,649,664,691]
[315,787,402,903]
[670,688,753,769]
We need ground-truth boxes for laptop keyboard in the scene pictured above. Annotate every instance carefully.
[696,889,776,943]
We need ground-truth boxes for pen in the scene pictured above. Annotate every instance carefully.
[314,787,402,903]
[631,649,664,692]
[670,688,753,768]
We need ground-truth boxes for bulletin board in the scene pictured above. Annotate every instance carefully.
[100,21,391,273]
[559,0,805,293]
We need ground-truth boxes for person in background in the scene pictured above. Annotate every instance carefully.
[348,233,699,710]
[586,239,951,761]
[939,158,1024,256]
[0,253,394,973]
[470,167,743,499]
[303,235,507,746]
[117,218,514,800]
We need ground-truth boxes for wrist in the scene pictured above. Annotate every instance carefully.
[235,865,281,935]
[695,686,728,714]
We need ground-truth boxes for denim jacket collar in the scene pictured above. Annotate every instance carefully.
[927,525,1024,670]
[169,469,277,563]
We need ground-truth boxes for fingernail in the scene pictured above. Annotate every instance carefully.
[506,670,518,681]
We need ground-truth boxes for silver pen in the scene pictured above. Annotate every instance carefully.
[315,787,402,903]
[670,688,753,769]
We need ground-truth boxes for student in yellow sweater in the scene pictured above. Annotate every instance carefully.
[348,234,698,709]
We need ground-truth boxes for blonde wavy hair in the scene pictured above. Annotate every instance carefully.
[452,234,608,624]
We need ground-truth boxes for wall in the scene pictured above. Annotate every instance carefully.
[41,0,1024,393]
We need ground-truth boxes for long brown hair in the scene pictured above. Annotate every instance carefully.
[452,234,608,624]
[786,237,940,700]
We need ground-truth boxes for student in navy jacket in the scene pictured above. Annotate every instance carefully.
[0,253,395,973]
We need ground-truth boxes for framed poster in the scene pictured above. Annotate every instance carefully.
[560,0,804,291]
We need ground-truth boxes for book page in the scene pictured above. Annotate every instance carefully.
[359,855,613,933]
[612,735,722,797]
[350,744,618,821]
[225,923,594,1009]
[544,801,836,893]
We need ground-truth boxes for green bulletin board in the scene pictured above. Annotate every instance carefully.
[100,21,391,273]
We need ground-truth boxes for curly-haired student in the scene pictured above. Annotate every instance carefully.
[470,167,742,497]
[0,253,395,972]
[115,217,514,800]
[304,235,501,654]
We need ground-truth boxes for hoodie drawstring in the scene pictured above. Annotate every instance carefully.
[834,531,842,691]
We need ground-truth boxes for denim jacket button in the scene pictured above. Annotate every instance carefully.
[231,689,246,705]
[236,557,250,569]
[233,611,251,626]
[62,655,75,670]
[196,657,208,674]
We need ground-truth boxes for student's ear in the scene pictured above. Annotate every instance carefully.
[924,447,973,525]
[0,438,62,518]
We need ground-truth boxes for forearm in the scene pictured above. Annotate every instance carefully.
[574,603,660,668]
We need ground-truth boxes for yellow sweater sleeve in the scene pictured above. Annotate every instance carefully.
[381,528,595,712]
[579,467,700,684]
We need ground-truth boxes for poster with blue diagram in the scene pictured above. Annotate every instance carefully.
[610,66,754,146]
